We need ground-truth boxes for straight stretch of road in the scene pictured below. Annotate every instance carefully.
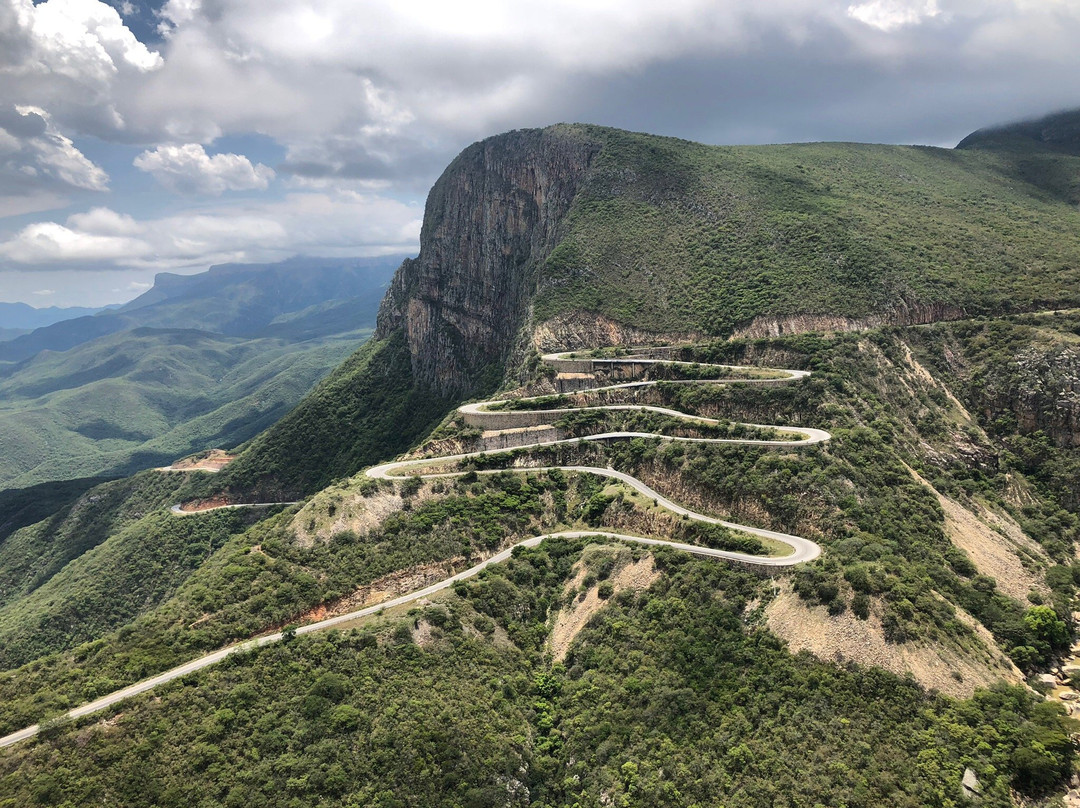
[0,348,827,750]
[170,502,302,515]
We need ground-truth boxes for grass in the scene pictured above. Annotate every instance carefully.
[534,126,1080,334]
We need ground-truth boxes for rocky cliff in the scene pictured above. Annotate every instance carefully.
[375,126,603,395]
[975,345,1080,448]
[373,116,1080,400]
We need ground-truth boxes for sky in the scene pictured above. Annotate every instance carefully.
[1,0,1078,306]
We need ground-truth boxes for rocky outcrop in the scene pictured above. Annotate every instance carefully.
[376,126,603,394]
[975,346,1080,448]
[531,311,702,353]
[733,302,965,340]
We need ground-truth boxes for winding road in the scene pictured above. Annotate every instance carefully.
[369,350,828,565]
[0,347,828,750]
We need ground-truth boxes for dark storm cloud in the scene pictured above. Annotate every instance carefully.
[0,106,47,138]
[468,9,1080,151]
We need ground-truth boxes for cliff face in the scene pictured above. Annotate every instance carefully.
[376,126,602,394]
[733,303,966,340]
[975,346,1080,448]
[374,117,1080,400]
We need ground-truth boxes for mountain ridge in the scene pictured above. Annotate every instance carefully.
[0,256,406,489]
[216,114,1080,498]
[0,255,405,366]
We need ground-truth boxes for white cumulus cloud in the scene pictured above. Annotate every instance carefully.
[0,192,421,269]
[848,0,942,31]
[0,0,162,135]
[9,105,108,191]
[133,143,275,195]
[0,104,107,216]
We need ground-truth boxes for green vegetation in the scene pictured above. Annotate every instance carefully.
[908,311,1080,534]
[0,470,571,734]
[215,332,457,499]
[4,318,1080,800]
[536,126,1080,333]
[9,117,1080,804]
[0,255,402,488]
[0,476,113,545]
[0,543,1073,807]
[0,327,370,488]
[0,473,190,612]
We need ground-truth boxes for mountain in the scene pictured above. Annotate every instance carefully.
[5,114,1080,805]
[0,255,402,366]
[0,255,405,488]
[957,108,1080,157]
[0,302,111,332]
[216,119,1080,497]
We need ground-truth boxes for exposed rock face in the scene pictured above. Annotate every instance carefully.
[975,346,1080,447]
[733,302,965,340]
[531,311,703,353]
[376,126,603,394]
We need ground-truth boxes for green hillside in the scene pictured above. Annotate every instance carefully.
[211,331,455,500]
[0,326,371,489]
[535,127,1080,334]
[0,255,404,488]
[209,119,1080,500]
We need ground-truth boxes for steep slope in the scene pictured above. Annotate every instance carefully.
[219,118,1080,499]
[376,126,603,393]
[383,120,1080,395]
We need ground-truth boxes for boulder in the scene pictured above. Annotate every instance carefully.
[962,767,982,800]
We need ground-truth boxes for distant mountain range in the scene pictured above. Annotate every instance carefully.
[0,303,115,343]
[0,256,402,365]
[0,254,406,488]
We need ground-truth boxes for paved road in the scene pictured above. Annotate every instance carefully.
[374,350,828,565]
[0,524,800,750]
[0,348,826,751]
[170,502,302,515]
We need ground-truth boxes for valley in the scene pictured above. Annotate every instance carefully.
[0,256,403,489]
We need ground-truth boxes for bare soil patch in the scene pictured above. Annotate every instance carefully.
[549,549,658,663]
[177,495,234,513]
[766,584,1022,699]
[166,449,236,471]
[909,467,1047,602]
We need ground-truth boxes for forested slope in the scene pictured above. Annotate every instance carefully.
[5,113,1080,806]
[0,256,401,488]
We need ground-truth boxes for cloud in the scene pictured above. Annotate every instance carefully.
[847,0,941,31]
[0,104,107,216]
[104,0,1080,183]
[4,0,1080,293]
[31,288,55,295]
[6,0,1080,180]
[0,193,421,269]
[133,143,275,194]
[0,0,162,135]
